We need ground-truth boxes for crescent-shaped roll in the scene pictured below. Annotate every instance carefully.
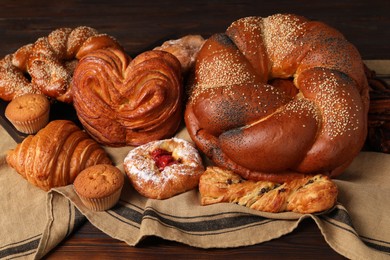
[6,120,112,191]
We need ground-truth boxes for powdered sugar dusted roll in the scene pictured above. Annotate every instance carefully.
[124,138,204,199]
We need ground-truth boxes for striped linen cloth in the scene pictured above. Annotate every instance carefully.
[1,126,389,260]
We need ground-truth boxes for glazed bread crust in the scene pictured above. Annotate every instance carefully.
[72,48,183,146]
[185,14,369,183]
[0,26,121,102]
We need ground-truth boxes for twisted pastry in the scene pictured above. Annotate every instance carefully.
[72,48,183,147]
[199,167,338,214]
[6,120,112,191]
[185,14,369,183]
[0,26,121,102]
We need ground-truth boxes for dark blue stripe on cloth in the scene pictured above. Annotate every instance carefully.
[109,203,273,235]
[321,207,390,254]
[0,235,40,259]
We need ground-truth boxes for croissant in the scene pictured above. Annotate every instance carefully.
[6,120,112,191]
[0,26,122,102]
[72,48,183,147]
[185,14,370,183]
[199,167,338,214]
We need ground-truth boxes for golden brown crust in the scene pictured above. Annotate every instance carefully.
[72,48,183,146]
[185,14,369,183]
[123,138,204,199]
[5,93,49,121]
[199,166,338,214]
[0,26,122,102]
[6,120,112,191]
[5,93,50,134]
[154,35,205,74]
[73,164,124,199]
[73,164,124,211]
[0,55,39,101]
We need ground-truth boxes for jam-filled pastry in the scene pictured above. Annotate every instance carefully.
[124,138,204,199]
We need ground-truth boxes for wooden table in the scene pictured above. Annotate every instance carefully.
[1,1,389,259]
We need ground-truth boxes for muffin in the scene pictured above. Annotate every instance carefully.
[73,164,124,211]
[5,93,50,134]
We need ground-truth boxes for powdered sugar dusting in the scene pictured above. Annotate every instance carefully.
[124,138,203,186]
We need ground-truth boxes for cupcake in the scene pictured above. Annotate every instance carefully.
[73,164,124,211]
[5,93,50,134]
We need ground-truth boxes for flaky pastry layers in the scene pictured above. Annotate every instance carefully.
[72,48,183,147]
[185,14,369,183]
[199,166,338,214]
[6,120,112,191]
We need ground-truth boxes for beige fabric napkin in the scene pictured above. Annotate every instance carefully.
[0,125,389,260]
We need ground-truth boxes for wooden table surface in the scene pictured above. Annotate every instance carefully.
[1,1,389,259]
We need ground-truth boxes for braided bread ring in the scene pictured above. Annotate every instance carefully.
[185,14,369,183]
[0,26,121,102]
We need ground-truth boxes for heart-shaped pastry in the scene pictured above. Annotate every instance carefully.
[72,48,183,146]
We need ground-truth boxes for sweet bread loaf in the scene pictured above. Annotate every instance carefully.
[6,120,112,191]
[185,14,369,183]
[72,48,183,146]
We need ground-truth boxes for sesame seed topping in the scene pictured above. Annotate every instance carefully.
[299,69,361,139]
[262,14,305,72]
[0,26,110,101]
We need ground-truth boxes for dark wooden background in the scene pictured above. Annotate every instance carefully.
[0,0,389,59]
[1,0,389,259]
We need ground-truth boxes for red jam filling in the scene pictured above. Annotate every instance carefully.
[150,148,179,171]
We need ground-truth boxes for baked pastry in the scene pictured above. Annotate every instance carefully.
[199,166,338,214]
[185,14,369,183]
[0,26,122,102]
[5,93,50,134]
[154,35,205,74]
[6,120,112,191]
[73,164,124,211]
[123,138,204,199]
[72,48,183,146]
